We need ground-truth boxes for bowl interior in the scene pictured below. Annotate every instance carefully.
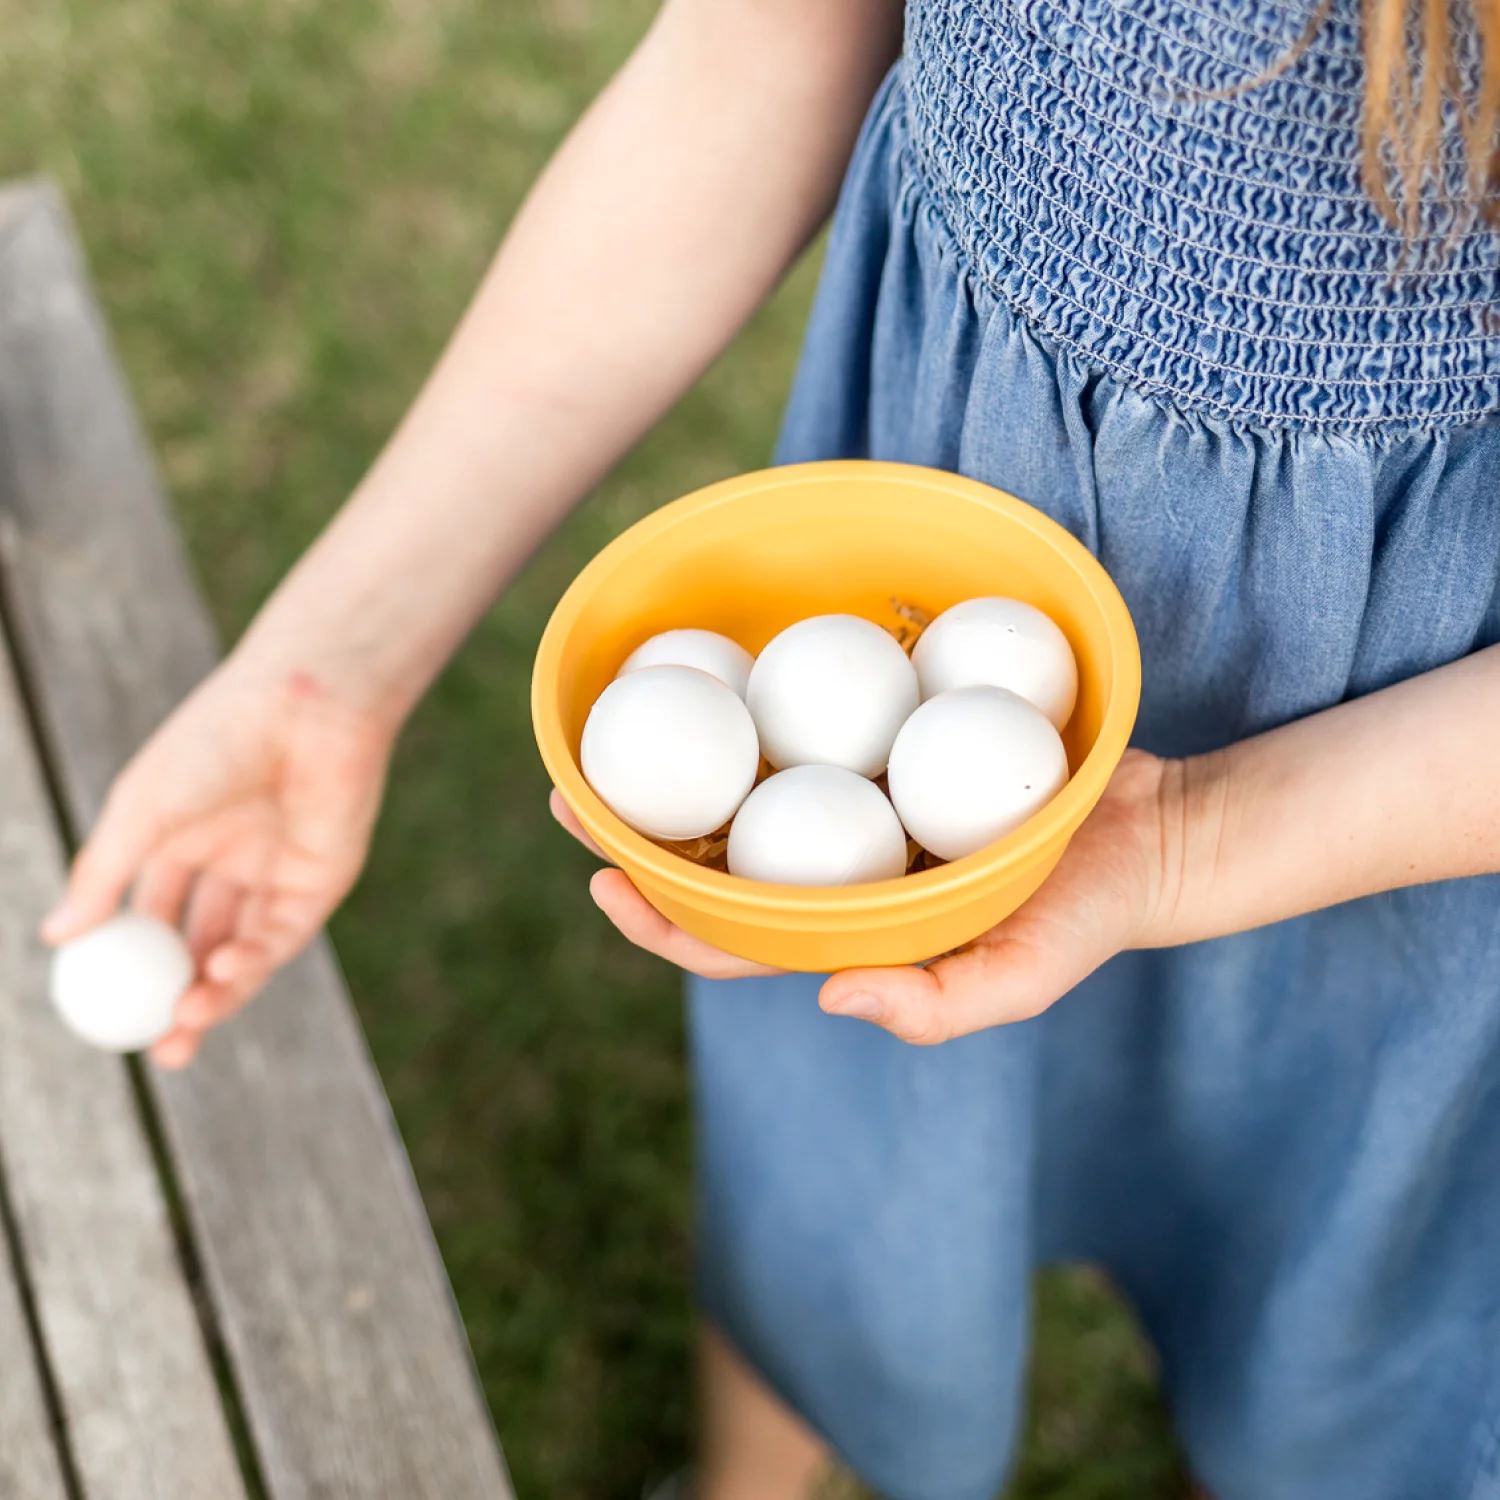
[548,466,1120,781]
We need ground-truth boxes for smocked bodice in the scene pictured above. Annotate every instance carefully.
[901,0,1500,430]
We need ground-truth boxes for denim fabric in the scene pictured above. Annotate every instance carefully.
[903,0,1500,432]
[689,26,1500,1500]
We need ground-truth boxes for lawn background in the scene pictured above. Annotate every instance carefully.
[2,3,1186,1495]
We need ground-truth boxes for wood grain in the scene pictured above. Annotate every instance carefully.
[0,635,247,1500]
[0,179,512,1499]
[0,1205,70,1500]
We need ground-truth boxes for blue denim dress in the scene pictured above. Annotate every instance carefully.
[688,4,1500,1498]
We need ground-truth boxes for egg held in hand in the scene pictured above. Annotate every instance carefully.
[746,614,919,777]
[727,765,908,886]
[618,628,754,700]
[912,597,1078,730]
[582,664,760,841]
[49,912,193,1052]
[887,685,1070,862]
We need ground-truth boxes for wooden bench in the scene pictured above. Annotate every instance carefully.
[0,180,514,1500]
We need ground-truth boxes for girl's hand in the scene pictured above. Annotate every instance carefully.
[551,749,1185,1042]
[40,655,395,1069]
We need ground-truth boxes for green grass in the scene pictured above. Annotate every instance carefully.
[0,4,1185,1495]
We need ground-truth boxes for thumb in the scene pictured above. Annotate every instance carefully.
[822,930,1092,1050]
[819,905,1124,1045]
[41,773,169,943]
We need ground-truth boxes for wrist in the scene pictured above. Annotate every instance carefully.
[1137,748,1236,948]
[226,609,412,748]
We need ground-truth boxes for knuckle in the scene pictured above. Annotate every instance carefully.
[893,1006,950,1047]
[1012,989,1055,1023]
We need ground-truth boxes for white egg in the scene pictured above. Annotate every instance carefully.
[582,664,760,840]
[887,686,1069,862]
[49,912,192,1053]
[618,628,754,700]
[727,765,908,886]
[912,597,1079,729]
[745,615,919,777]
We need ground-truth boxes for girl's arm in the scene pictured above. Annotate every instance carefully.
[236,0,903,730]
[43,0,902,1065]
[570,644,1500,1043]
[1151,640,1500,940]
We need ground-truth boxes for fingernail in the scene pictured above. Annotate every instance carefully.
[822,990,882,1021]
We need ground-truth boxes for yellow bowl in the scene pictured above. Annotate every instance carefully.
[532,461,1140,972]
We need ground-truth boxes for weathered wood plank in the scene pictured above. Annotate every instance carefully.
[0,635,248,1500]
[0,1210,70,1500]
[0,180,513,1499]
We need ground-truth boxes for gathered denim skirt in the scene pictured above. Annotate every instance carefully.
[689,41,1500,1500]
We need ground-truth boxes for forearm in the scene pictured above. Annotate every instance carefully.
[233,0,900,729]
[1159,644,1500,944]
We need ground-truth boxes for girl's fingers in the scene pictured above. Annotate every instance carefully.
[173,976,259,1033]
[588,868,779,980]
[559,793,777,979]
[42,773,169,942]
[554,790,778,981]
[818,770,1162,1044]
[177,888,330,1050]
[183,871,244,966]
[155,873,245,1052]
[549,789,608,859]
[202,938,275,991]
[818,934,1052,1044]
[169,880,317,1054]
[238,887,325,947]
[131,857,196,929]
[820,898,1125,1044]
[149,1025,203,1070]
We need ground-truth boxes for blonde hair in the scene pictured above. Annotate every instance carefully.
[1204,0,1499,232]
[1362,0,1499,230]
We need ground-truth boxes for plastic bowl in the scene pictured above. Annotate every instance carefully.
[532,461,1140,972]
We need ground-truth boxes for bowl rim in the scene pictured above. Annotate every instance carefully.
[532,460,1141,915]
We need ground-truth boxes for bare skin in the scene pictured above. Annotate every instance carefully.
[559,641,1500,1045]
[41,3,900,1491]
[42,0,906,1068]
[37,0,1500,1492]
[699,1326,829,1500]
